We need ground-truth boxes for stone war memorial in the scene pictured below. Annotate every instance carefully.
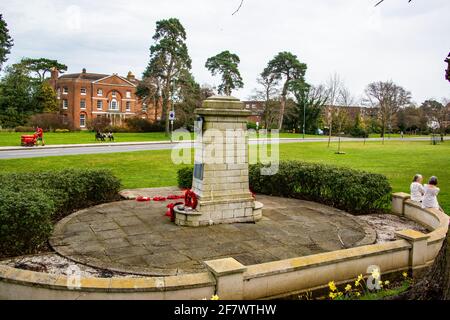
[175,95,264,227]
[2,94,448,301]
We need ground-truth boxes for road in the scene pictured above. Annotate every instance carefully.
[0,137,446,160]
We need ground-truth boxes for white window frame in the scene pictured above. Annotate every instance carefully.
[126,91,131,98]
[112,90,117,98]
[57,88,61,99]
[80,114,86,128]
[80,99,86,110]
[97,89,103,96]
[97,100,103,110]
[62,99,68,110]
[126,101,131,112]
[80,87,87,96]
[63,87,69,95]
[110,99,119,110]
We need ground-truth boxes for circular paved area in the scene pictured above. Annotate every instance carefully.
[50,188,375,276]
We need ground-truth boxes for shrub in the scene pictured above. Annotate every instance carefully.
[0,189,55,256]
[249,161,392,214]
[177,166,194,189]
[14,126,35,132]
[28,113,74,131]
[0,169,122,257]
[87,116,111,132]
[177,161,392,215]
[125,117,165,132]
[0,169,121,218]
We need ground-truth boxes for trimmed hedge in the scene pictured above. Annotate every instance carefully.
[177,161,392,215]
[178,166,194,189]
[0,169,121,257]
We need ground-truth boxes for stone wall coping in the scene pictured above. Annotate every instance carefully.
[204,258,246,276]
[243,240,411,280]
[392,192,411,199]
[395,229,430,242]
[0,265,215,293]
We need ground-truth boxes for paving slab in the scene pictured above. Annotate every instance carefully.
[50,190,376,276]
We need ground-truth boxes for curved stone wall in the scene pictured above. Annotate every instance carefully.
[0,192,447,300]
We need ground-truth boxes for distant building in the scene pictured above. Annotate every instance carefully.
[242,101,265,124]
[49,68,158,129]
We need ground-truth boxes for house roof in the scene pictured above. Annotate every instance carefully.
[59,73,109,81]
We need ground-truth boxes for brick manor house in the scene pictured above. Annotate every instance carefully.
[49,68,157,129]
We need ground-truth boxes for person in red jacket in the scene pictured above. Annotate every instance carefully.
[35,127,45,146]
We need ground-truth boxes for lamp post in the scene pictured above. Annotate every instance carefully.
[303,103,306,139]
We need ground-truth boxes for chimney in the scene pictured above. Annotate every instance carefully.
[127,71,135,81]
[82,68,87,74]
[50,67,59,90]
[51,67,59,81]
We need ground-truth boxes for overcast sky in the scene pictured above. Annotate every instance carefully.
[1,0,449,104]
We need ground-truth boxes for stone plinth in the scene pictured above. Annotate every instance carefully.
[175,96,263,227]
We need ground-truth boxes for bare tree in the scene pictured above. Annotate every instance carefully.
[335,87,355,154]
[325,73,344,147]
[253,74,281,129]
[364,81,411,144]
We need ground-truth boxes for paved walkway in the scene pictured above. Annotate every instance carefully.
[50,188,375,276]
[1,137,445,159]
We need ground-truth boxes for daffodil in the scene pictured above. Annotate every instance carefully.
[211,295,219,300]
[355,292,361,297]
[328,281,337,292]
[357,274,364,282]
[345,284,352,292]
[371,269,380,280]
[402,272,408,278]
[384,280,390,286]
[329,292,336,299]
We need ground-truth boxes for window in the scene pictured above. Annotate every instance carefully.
[97,100,103,110]
[63,87,69,94]
[57,88,61,99]
[80,114,86,128]
[62,100,68,109]
[126,101,131,112]
[97,89,103,96]
[80,87,87,95]
[80,99,86,109]
[110,99,118,110]
[112,90,117,97]
[126,91,131,98]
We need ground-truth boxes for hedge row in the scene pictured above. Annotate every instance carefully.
[177,161,392,215]
[0,169,121,257]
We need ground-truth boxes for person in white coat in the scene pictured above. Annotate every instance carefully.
[422,176,440,210]
[410,174,425,203]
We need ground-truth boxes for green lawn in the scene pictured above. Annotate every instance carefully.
[0,140,448,212]
[0,131,170,146]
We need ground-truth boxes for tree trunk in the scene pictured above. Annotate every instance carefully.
[396,230,450,300]
[327,108,333,148]
[278,95,286,130]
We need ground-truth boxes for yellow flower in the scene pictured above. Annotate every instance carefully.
[328,281,337,292]
[329,292,336,299]
[371,269,380,280]
[355,292,361,297]
[211,295,219,300]
[338,292,343,297]
[345,284,352,292]
[357,274,364,282]
[384,280,390,286]
[402,272,408,278]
